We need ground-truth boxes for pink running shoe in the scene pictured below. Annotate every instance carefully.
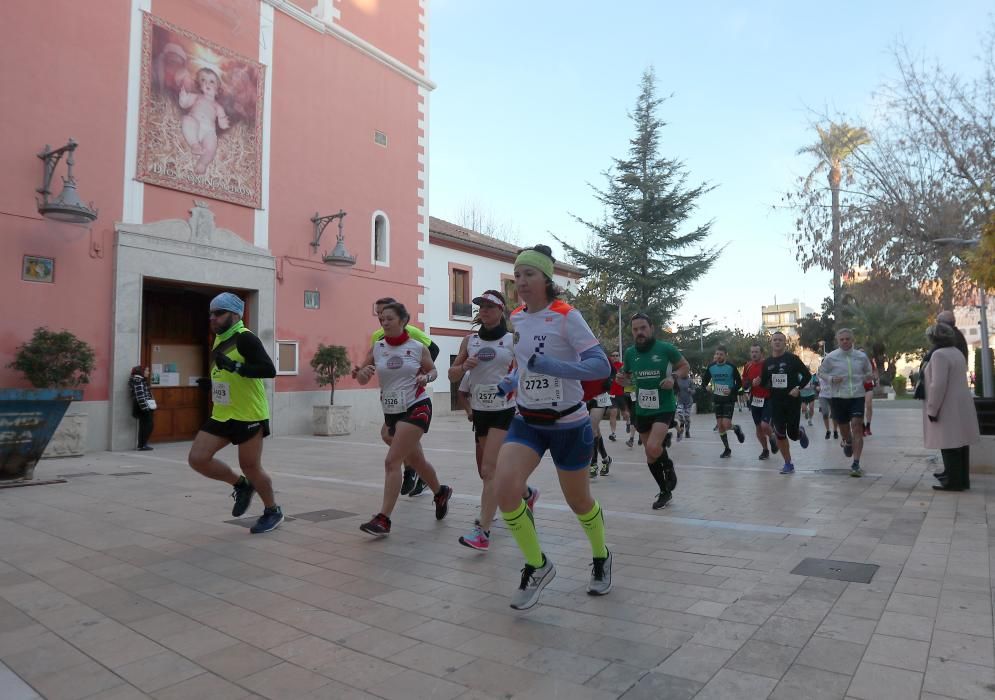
[459,522,490,551]
[525,486,540,511]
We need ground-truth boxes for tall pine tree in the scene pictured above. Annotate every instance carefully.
[557,69,718,324]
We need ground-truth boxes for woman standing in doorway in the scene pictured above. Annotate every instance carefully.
[353,302,453,535]
[492,245,612,610]
[130,366,156,450]
[449,290,539,552]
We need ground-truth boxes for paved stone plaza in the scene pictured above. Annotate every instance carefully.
[1,405,993,699]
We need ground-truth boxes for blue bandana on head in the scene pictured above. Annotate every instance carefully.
[209,292,244,315]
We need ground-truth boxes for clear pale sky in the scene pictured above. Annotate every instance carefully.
[427,1,991,330]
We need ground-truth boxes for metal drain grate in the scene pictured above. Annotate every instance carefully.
[791,558,879,583]
[291,509,357,523]
[225,515,297,528]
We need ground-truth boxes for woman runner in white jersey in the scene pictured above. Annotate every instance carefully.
[492,245,613,611]
[353,302,453,536]
[449,290,539,552]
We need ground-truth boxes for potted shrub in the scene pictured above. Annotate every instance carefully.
[2,327,95,480]
[311,343,353,436]
[892,374,907,397]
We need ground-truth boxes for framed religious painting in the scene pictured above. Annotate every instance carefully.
[21,256,55,284]
[136,13,265,208]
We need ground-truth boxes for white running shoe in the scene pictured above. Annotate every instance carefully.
[510,556,556,610]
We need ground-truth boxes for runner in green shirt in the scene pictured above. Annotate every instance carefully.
[616,313,690,510]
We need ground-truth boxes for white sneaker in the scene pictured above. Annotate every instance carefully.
[588,550,613,596]
[510,556,555,610]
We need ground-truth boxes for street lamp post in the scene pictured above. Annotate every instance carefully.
[615,300,623,358]
[935,237,992,398]
[698,317,710,353]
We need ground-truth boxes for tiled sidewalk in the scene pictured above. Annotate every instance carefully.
[0,406,992,699]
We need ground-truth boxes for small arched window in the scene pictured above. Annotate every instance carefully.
[372,212,389,265]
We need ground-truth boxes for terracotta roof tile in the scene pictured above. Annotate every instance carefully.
[428,216,584,277]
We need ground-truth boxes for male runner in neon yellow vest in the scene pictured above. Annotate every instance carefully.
[187,292,283,534]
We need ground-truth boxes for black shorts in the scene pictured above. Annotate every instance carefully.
[770,396,801,438]
[623,394,635,414]
[714,398,736,420]
[201,418,270,445]
[830,397,865,423]
[472,408,515,438]
[749,399,773,426]
[385,399,433,436]
[634,411,675,435]
[611,395,626,410]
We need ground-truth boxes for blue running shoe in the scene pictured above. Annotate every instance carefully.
[250,506,284,534]
[779,463,795,475]
[798,427,809,449]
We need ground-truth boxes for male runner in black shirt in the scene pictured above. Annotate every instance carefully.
[760,331,811,474]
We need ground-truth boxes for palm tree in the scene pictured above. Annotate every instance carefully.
[798,122,871,314]
[839,298,927,386]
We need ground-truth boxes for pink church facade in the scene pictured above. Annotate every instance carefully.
[0,0,433,450]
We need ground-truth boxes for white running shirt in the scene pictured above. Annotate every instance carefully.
[466,332,515,412]
[373,335,426,413]
[510,300,599,426]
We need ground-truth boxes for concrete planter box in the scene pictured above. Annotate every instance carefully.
[0,389,82,480]
[970,435,995,475]
[42,412,88,458]
[313,405,352,436]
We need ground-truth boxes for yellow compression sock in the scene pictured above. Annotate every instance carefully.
[578,501,608,559]
[502,500,544,568]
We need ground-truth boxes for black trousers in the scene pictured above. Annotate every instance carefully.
[137,411,154,448]
[940,446,970,489]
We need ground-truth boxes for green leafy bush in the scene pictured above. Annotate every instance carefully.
[8,327,95,389]
[311,344,351,404]
[892,374,907,396]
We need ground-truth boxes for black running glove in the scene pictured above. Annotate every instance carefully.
[214,353,241,374]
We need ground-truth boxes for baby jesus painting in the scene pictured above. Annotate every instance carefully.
[180,67,230,174]
[136,13,264,208]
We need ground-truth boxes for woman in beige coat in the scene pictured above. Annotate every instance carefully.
[923,324,980,491]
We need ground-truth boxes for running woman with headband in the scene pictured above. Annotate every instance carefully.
[354,302,452,536]
[449,290,539,552]
[493,245,613,610]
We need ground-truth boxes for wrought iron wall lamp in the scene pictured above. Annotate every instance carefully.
[36,139,98,224]
[310,209,356,266]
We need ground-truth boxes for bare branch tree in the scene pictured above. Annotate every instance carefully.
[456,200,522,245]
